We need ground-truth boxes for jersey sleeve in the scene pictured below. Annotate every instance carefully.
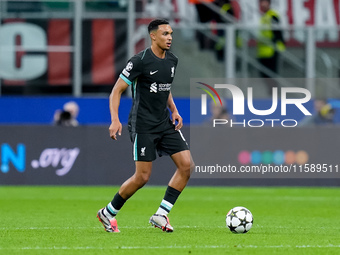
[119,55,143,86]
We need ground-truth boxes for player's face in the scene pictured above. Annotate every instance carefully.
[153,24,173,50]
[260,0,270,13]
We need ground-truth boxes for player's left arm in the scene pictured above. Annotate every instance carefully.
[167,92,183,131]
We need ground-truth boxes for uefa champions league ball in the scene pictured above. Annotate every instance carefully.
[226,206,253,233]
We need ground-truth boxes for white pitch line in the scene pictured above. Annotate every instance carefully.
[0,244,339,250]
[0,226,225,230]
[3,225,336,231]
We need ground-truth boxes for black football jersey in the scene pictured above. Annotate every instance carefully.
[120,48,178,133]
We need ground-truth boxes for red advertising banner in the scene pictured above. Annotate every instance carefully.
[233,0,340,46]
[0,19,127,91]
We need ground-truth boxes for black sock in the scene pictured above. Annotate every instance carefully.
[156,186,181,215]
[164,186,181,205]
[111,192,126,210]
[104,192,126,218]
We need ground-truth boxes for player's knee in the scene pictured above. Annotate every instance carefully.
[188,160,195,177]
[179,159,194,178]
[133,172,150,187]
[190,160,195,173]
[140,173,150,185]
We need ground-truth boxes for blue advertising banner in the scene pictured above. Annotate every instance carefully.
[1,126,339,186]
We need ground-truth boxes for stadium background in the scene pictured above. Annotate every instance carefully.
[0,0,339,186]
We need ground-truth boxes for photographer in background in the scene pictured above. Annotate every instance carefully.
[54,101,79,127]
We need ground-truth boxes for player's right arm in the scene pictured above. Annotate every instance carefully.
[109,78,129,140]
[110,54,142,140]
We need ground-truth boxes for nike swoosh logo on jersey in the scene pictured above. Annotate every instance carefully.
[150,70,158,75]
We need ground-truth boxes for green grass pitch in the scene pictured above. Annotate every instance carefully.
[0,186,339,255]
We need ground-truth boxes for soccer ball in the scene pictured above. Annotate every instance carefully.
[226,206,253,233]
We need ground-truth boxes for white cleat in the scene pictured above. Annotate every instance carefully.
[97,208,120,233]
[149,214,174,232]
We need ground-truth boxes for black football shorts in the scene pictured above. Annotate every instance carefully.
[129,128,189,161]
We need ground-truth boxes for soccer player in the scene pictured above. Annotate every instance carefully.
[97,19,194,233]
